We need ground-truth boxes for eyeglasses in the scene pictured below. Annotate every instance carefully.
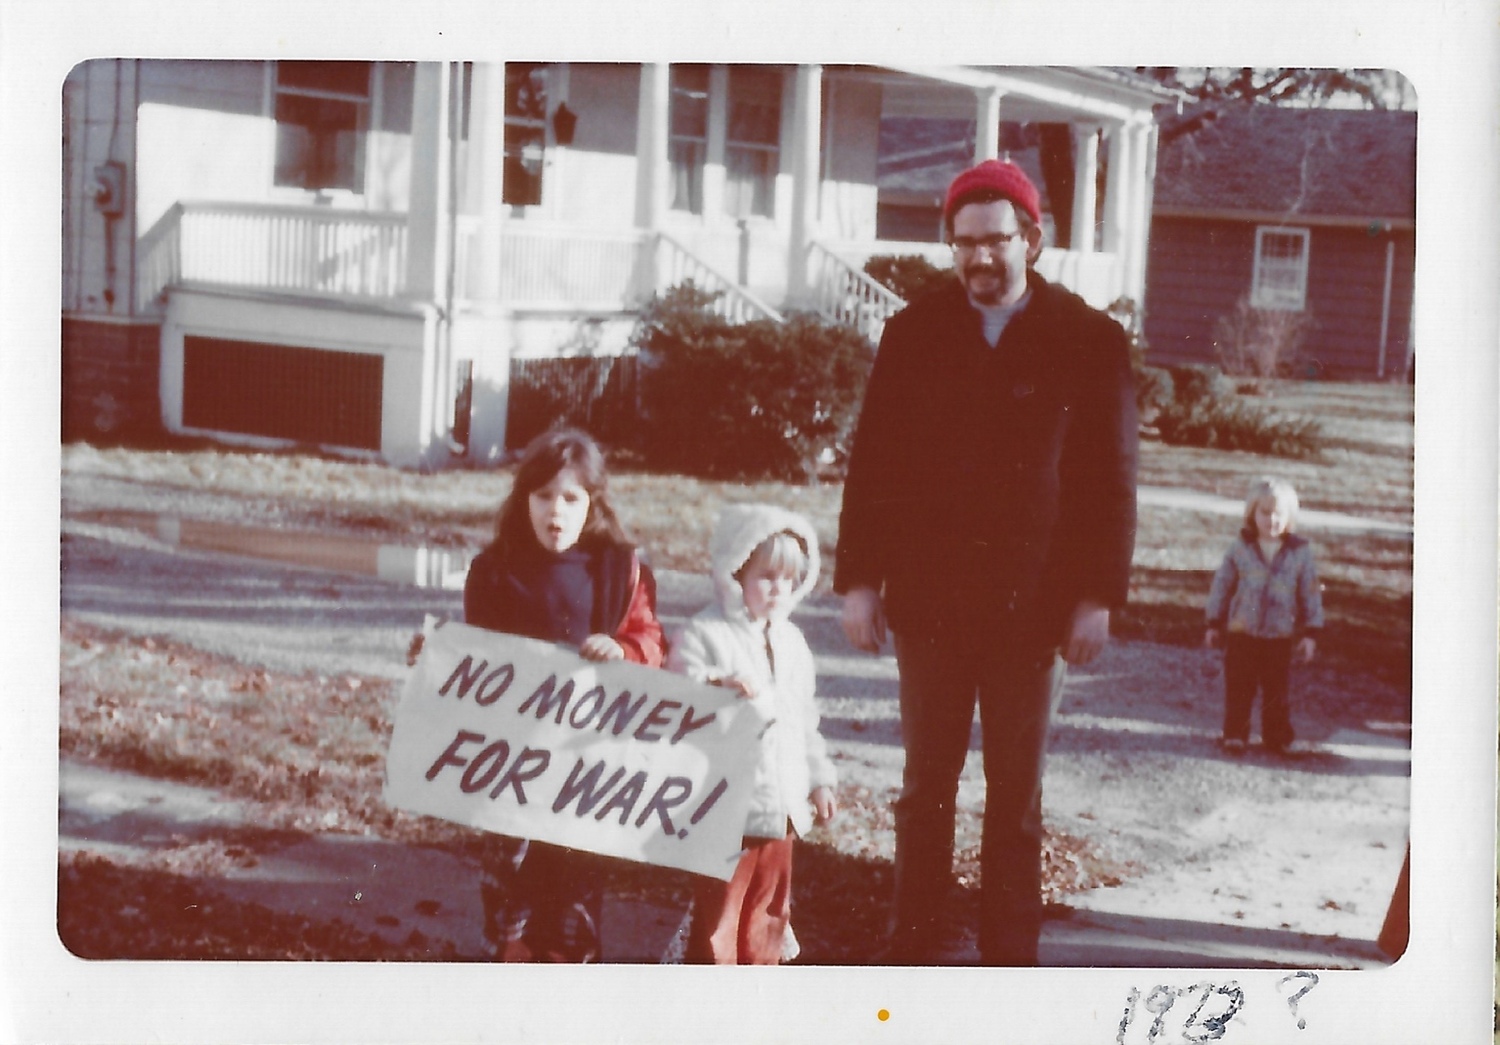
[949,232,1023,255]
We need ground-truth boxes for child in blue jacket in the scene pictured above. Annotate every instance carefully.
[1205,478,1324,755]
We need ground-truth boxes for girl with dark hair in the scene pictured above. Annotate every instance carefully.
[462,427,666,961]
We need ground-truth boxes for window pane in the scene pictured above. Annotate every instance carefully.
[503,124,545,206]
[274,93,361,190]
[669,139,704,213]
[1262,232,1304,262]
[727,67,780,146]
[670,65,709,139]
[278,60,371,98]
[1253,228,1308,310]
[505,64,547,121]
[724,145,775,218]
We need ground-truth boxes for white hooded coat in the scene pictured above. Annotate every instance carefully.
[667,504,837,840]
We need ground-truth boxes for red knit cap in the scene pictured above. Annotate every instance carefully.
[943,159,1042,228]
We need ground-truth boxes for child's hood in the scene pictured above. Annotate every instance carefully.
[710,503,821,620]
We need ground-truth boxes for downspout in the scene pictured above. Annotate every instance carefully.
[102,59,123,314]
[442,62,461,450]
[129,58,139,320]
[1377,235,1395,379]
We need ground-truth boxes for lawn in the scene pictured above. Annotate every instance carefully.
[62,378,1415,680]
[57,378,1414,961]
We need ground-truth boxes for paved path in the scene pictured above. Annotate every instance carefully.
[1138,486,1412,538]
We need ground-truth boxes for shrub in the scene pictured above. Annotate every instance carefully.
[1106,297,1178,425]
[1212,296,1315,392]
[862,254,954,303]
[625,284,873,482]
[1154,364,1323,458]
[1135,365,1176,426]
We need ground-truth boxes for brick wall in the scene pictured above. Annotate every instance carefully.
[62,317,164,442]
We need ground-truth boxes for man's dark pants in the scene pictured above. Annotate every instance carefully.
[889,630,1067,965]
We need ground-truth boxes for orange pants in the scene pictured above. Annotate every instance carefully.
[686,834,794,964]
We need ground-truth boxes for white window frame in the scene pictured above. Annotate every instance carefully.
[271,61,373,197]
[722,66,782,220]
[1251,225,1311,311]
[668,65,710,215]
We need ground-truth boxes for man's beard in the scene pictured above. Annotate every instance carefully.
[962,261,1018,305]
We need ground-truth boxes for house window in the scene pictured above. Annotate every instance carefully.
[723,66,781,219]
[273,61,372,193]
[1251,226,1311,310]
[504,64,547,207]
[669,65,709,214]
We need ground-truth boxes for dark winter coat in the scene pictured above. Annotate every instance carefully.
[834,271,1139,653]
[463,538,667,667]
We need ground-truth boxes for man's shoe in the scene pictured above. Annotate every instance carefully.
[1218,737,1247,755]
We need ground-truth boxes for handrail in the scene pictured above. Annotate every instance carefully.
[655,231,784,324]
[806,241,906,343]
[175,199,409,226]
[135,202,184,312]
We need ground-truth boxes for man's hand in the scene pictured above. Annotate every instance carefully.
[840,586,887,653]
[1296,636,1316,663]
[1063,601,1110,665]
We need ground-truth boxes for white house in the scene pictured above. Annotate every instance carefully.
[62,60,1169,467]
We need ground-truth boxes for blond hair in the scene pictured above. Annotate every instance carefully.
[1242,477,1300,537]
[737,530,811,587]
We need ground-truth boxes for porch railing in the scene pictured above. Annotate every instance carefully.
[136,201,408,307]
[807,241,907,343]
[1032,249,1124,310]
[813,239,1125,312]
[455,220,650,310]
[136,202,184,312]
[654,231,784,324]
[139,201,784,325]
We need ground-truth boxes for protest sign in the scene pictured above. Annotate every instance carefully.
[384,621,766,881]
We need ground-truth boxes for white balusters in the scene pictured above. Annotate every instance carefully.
[806,241,906,343]
[157,202,409,300]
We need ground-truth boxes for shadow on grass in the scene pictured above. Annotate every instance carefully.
[1122,565,1411,693]
[57,850,463,961]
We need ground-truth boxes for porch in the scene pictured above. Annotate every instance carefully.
[138,200,1128,336]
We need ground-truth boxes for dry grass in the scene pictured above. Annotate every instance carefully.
[59,617,1120,962]
[57,380,1413,960]
[1139,380,1414,523]
[62,381,1414,684]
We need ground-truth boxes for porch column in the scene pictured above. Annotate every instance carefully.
[974,86,1002,162]
[1070,126,1099,253]
[458,61,512,462]
[786,63,822,307]
[634,63,670,300]
[1126,120,1159,310]
[467,62,506,301]
[406,62,456,465]
[407,62,454,304]
[635,64,671,231]
[704,65,729,220]
[1101,119,1133,301]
